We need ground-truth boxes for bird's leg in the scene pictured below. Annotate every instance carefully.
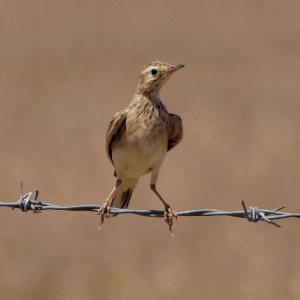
[97,179,122,229]
[150,184,177,235]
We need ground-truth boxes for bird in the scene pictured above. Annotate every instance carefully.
[98,61,184,233]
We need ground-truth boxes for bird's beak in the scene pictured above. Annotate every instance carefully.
[168,64,185,74]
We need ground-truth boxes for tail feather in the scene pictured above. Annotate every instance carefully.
[120,189,133,209]
[111,178,138,209]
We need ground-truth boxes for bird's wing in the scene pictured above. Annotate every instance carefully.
[167,113,183,151]
[106,109,127,165]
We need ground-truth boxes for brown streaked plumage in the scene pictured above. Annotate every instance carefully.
[98,61,184,233]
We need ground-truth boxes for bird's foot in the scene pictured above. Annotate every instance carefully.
[97,203,111,230]
[164,205,177,237]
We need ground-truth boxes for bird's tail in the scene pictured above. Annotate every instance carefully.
[111,178,139,209]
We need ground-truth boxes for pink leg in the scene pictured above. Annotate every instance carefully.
[97,179,121,229]
[150,184,177,235]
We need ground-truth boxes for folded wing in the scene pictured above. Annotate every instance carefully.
[167,113,183,151]
[106,109,127,165]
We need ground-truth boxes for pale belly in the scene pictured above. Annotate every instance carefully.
[112,131,168,179]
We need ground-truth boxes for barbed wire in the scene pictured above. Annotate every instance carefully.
[0,189,299,227]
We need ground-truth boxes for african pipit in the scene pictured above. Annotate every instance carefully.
[98,61,184,233]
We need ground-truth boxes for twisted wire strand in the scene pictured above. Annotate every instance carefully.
[0,190,299,227]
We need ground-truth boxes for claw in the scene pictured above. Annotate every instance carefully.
[97,205,111,230]
[98,179,121,230]
[164,205,177,237]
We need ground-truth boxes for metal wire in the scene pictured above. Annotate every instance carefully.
[0,189,299,227]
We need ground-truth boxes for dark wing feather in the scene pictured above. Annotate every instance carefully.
[168,113,183,151]
[106,109,127,165]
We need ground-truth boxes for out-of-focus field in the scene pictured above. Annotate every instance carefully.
[0,1,299,299]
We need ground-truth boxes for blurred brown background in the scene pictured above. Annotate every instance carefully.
[0,1,299,299]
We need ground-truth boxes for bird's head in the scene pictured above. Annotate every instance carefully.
[137,61,185,95]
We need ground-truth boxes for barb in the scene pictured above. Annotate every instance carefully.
[0,190,299,226]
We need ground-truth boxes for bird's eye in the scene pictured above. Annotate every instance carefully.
[151,69,158,76]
